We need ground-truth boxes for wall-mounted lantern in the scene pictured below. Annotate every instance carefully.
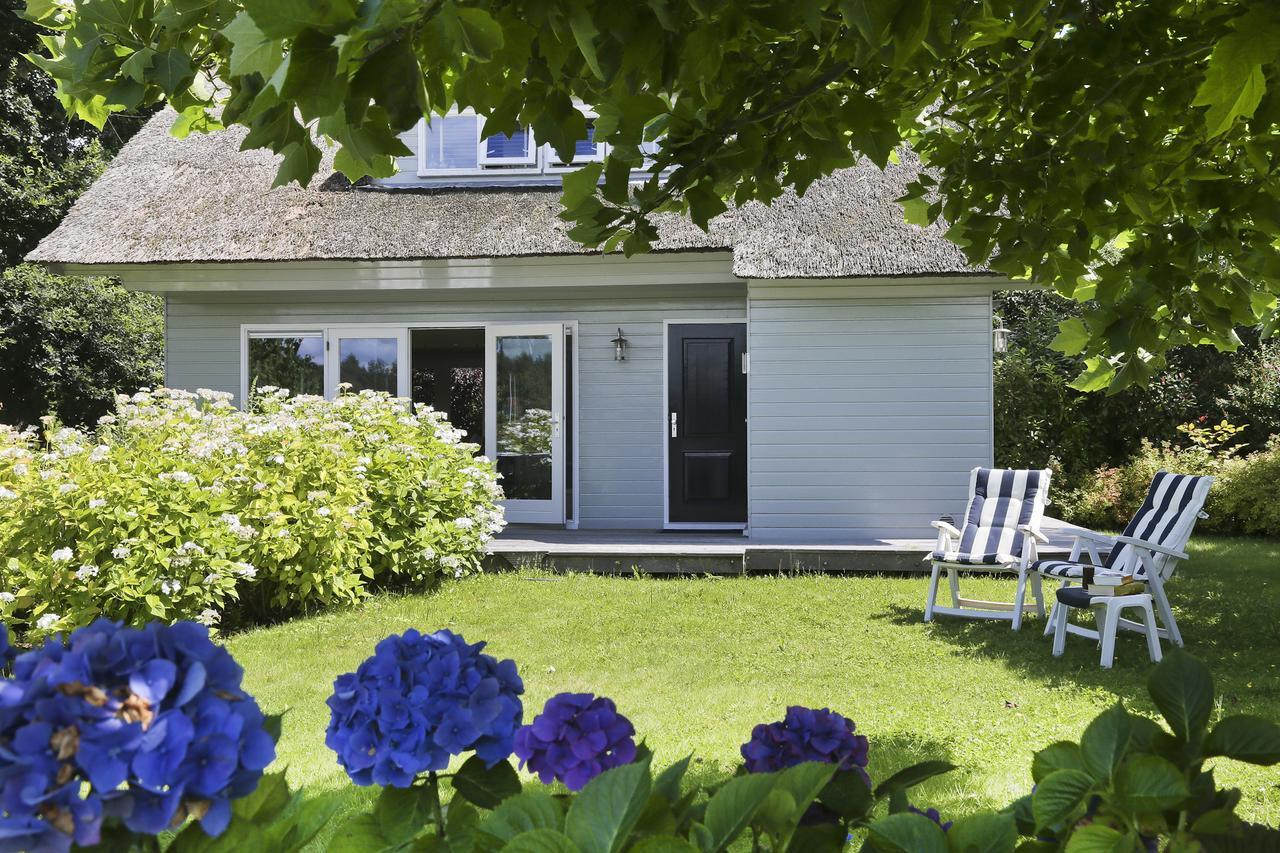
[611,328,629,362]
[992,316,1010,354]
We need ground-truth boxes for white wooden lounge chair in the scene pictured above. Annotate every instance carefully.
[924,467,1052,631]
[1035,471,1213,651]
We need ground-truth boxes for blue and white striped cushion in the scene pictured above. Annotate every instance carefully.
[1032,471,1211,581]
[932,468,1050,566]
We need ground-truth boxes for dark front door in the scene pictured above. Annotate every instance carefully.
[667,323,747,525]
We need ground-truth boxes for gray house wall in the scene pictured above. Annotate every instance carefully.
[156,254,745,530]
[746,280,995,541]
[143,255,997,539]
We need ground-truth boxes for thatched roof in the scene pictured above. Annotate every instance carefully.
[28,110,985,279]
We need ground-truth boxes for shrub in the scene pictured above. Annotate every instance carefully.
[0,387,504,638]
[0,265,164,429]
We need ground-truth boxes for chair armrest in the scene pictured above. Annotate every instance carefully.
[931,520,961,538]
[1111,534,1188,561]
[1073,528,1116,545]
[1017,524,1049,544]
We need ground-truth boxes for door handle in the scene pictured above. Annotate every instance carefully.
[669,412,678,438]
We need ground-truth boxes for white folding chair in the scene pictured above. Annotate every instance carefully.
[924,467,1052,631]
[1034,471,1213,651]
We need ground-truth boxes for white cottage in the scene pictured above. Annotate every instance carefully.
[30,110,1005,543]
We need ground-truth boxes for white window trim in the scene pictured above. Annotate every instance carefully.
[477,116,539,167]
[239,327,325,406]
[417,109,542,176]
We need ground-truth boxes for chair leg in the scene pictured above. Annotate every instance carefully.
[947,567,961,607]
[1052,602,1069,657]
[1099,602,1121,669]
[924,563,942,622]
[1044,580,1068,637]
[1140,599,1163,663]
[1150,586,1184,648]
[1031,572,1045,618]
[1012,569,1029,631]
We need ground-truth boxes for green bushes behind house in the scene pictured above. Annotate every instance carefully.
[0,387,505,638]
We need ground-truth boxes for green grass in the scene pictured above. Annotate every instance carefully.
[227,536,1280,828]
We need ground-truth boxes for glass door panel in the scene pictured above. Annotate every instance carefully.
[326,329,410,398]
[486,325,564,523]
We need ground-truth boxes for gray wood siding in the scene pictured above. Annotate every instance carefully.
[161,262,745,530]
[747,287,994,541]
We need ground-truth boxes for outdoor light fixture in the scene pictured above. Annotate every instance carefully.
[992,316,1010,354]
[611,328,629,361]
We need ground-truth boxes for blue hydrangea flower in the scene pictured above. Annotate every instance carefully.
[741,706,870,785]
[0,619,275,853]
[513,693,637,791]
[908,805,953,832]
[325,629,523,787]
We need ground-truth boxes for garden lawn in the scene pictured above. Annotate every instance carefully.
[227,535,1280,828]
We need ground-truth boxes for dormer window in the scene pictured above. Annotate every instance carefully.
[545,118,605,172]
[421,114,481,171]
[480,126,538,166]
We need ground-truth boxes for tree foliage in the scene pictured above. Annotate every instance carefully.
[0,264,163,428]
[21,0,1280,390]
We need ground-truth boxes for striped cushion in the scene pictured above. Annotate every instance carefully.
[1104,471,1212,577]
[1032,559,1089,579]
[932,467,1050,566]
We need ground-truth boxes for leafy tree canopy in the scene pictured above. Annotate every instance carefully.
[22,0,1280,390]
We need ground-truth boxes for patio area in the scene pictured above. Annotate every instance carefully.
[486,517,1095,574]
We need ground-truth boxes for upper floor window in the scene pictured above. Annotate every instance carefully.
[415,110,627,181]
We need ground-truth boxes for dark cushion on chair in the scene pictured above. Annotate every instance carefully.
[1055,586,1099,609]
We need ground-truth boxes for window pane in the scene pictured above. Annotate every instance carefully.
[574,121,598,158]
[484,127,532,160]
[339,337,399,394]
[424,115,479,170]
[495,335,553,500]
[248,335,323,396]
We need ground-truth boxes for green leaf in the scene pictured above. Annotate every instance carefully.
[874,760,957,799]
[945,811,1016,853]
[569,6,604,79]
[1032,742,1086,784]
[437,4,505,60]
[149,47,195,96]
[1080,704,1133,782]
[452,756,523,810]
[901,196,933,227]
[1204,715,1280,765]
[375,784,438,845]
[702,772,778,852]
[233,770,291,823]
[629,838,700,852]
[1112,755,1189,814]
[503,829,582,852]
[1062,823,1131,853]
[119,47,155,82]
[839,0,895,44]
[1050,317,1090,357]
[80,0,139,33]
[279,29,344,120]
[273,138,322,188]
[353,39,424,128]
[1069,357,1115,393]
[564,756,653,853]
[766,762,837,847]
[223,11,283,79]
[865,812,949,853]
[817,768,873,820]
[326,813,390,853]
[1147,650,1214,742]
[479,791,564,843]
[243,0,357,39]
[1193,22,1279,138]
[653,755,692,802]
[1031,769,1094,831]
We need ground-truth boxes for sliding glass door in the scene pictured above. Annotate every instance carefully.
[485,325,565,524]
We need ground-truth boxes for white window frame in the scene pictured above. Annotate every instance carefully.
[543,111,606,173]
[239,327,326,406]
[477,116,539,167]
[416,112,484,175]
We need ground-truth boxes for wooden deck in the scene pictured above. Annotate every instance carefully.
[486,518,1090,575]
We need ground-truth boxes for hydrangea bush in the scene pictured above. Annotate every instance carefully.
[514,692,637,790]
[0,619,274,851]
[0,388,504,637]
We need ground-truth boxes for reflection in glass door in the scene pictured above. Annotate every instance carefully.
[325,329,410,398]
[485,325,564,523]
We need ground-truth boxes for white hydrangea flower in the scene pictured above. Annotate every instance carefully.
[89,445,109,463]
[196,609,220,626]
[51,547,73,563]
[88,498,106,509]
[161,579,181,595]
[112,544,131,559]
[180,541,205,554]
[453,517,475,530]
[316,507,331,517]
[0,592,15,604]
[36,613,60,630]
[12,463,27,476]
[253,481,267,492]
[233,562,257,579]
[0,487,15,500]
[75,564,99,580]
[57,482,77,495]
